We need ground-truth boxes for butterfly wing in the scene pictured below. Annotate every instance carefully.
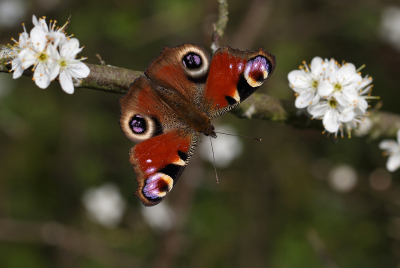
[144,44,211,107]
[202,46,276,119]
[119,76,198,206]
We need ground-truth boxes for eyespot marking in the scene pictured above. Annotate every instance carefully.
[142,173,173,201]
[130,115,146,134]
[180,46,210,79]
[182,52,202,68]
[244,56,271,88]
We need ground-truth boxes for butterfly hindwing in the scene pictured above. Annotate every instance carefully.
[130,130,197,206]
[119,76,198,206]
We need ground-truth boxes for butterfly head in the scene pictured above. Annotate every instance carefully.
[202,124,217,138]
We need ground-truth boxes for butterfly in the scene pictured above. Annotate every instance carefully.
[119,44,275,206]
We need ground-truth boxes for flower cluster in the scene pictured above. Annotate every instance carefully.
[379,129,400,172]
[288,57,376,137]
[9,15,90,94]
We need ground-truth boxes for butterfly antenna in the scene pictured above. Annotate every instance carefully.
[209,136,219,184]
[215,131,262,141]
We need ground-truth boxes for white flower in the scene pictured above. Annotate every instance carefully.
[288,57,325,108]
[379,130,400,172]
[10,14,90,93]
[308,97,354,134]
[18,26,53,88]
[10,23,30,79]
[32,15,66,47]
[141,202,175,232]
[288,57,377,137]
[82,183,127,228]
[328,164,358,193]
[318,59,361,106]
[380,6,400,51]
[49,38,90,94]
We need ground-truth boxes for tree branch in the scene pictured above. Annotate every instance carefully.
[0,218,141,268]
[1,44,398,139]
[211,0,229,52]
[0,44,142,94]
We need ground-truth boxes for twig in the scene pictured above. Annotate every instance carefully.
[0,218,141,268]
[96,54,106,66]
[307,229,339,268]
[211,0,229,52]
[0,47,143,94]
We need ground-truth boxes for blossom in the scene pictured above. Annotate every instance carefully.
[82,183,127,228]
[9,15,90,93]
[18,26,54,88]
[288,57,377,137]
[49,38,90,94]
[32,15,66,47]
[10,23,30,79]
[288,57,325,108]
[318,59,361,106]
[379,130,400,172]
[308,97,354,133]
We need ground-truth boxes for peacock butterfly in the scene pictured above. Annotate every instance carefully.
[119,44,275,206]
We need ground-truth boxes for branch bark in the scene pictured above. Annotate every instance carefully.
[211,0,229,52]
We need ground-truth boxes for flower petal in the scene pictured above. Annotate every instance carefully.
[34,64,50,89]
[60,38,81,59]
[307,102,328,118]
[295,90,315,108]
[288,70,311,89]
[318,80,334,97]
[323,108,340,133]
[18,49,36,69]
[30,26,48,52]
[339,110,355,123]
[379,140,398,152]
[397,129,400,144]
[59,70,75,94]
[19,32,30,48]
[49,62,60,81]
[387,153,400,172]
[49,31,66,48]
[310,57,323,76]
[67,62,90,78]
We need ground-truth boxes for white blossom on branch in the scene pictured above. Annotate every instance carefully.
[9,15,89,94]
[379,129,400,172]
[288,57,377,137]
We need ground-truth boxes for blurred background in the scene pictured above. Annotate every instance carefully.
[1,0,400,267]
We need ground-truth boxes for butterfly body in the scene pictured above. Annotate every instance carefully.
[119,44,275,206]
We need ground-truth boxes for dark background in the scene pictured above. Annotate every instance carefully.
[1,0,400,267]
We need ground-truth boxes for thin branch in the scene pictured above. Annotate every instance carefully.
[0,218,141,268]
[211,0,229,52]
[231,93,400,140]
[307,229,339,268]
[0,45,142,94]
[1,44,398,139]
